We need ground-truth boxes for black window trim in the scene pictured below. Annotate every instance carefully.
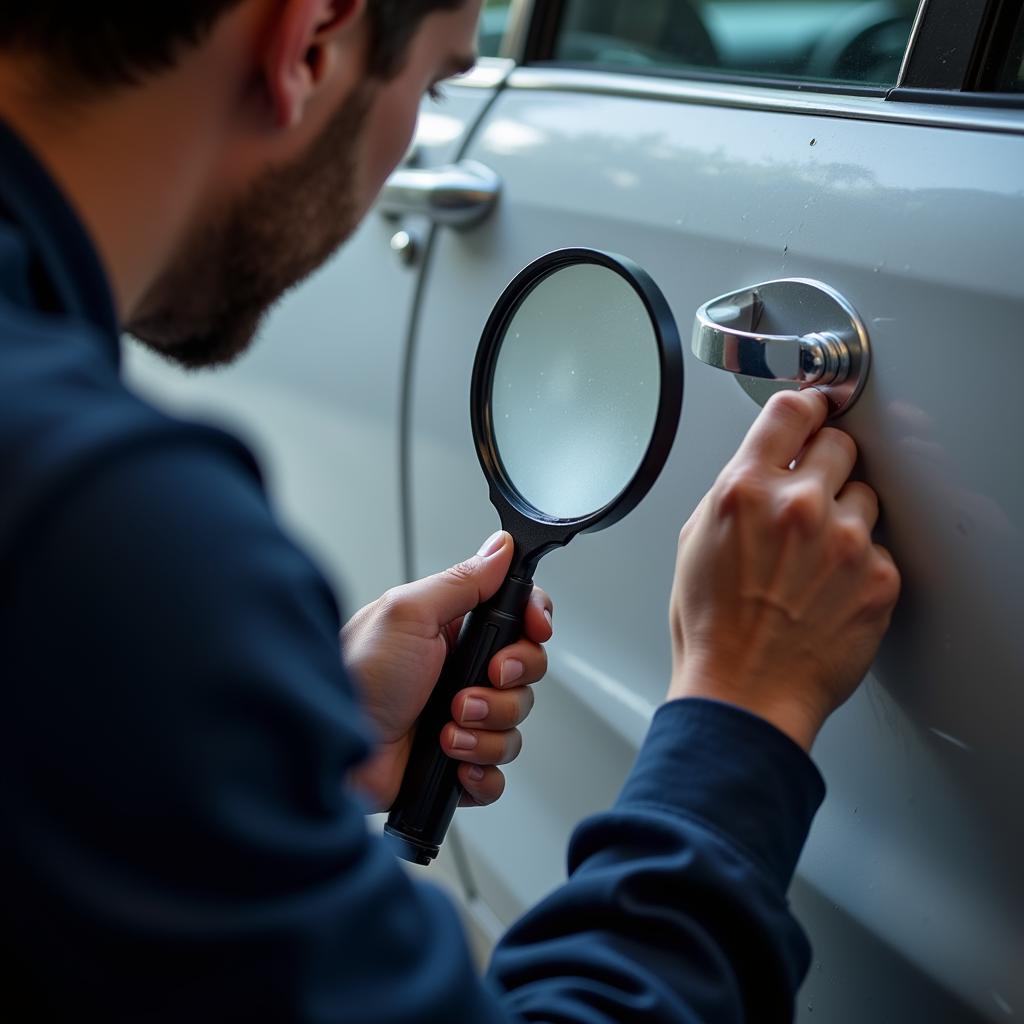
[890,86,1024,107]
[898,0,997,90]
[523,0,1024,110]
[971,0,1024,92]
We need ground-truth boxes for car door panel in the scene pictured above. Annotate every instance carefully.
[408,80,1024,1020]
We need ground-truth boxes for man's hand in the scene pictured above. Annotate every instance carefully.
[342,531,553,813]
[669,389,901,751]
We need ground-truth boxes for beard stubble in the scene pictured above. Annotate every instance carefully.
[127,82,375,369]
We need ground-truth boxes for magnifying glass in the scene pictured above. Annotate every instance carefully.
[384,248,684,866]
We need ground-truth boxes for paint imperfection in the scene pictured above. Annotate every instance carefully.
[929,728,973,753]
[992,991,1014,1016]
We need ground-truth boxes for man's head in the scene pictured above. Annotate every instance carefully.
[0,0,481,366]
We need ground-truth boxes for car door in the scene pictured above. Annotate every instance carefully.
[406,1,1024,1019]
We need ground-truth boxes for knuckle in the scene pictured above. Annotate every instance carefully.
[777,483,825,533]
[860,559,901,617]
[832,520,871,563]
[377,585,414,622]
[872,557,902,603]
[714,466,767,516]
[846,480,878,506]
[820,426,858,463]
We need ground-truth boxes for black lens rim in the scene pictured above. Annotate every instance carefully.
[471,247,684,574]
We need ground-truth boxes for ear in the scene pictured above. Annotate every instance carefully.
[263,0,366,129]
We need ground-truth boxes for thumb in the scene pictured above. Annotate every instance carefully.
[407,531,513,630]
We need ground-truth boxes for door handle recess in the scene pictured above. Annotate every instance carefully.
[692,278,871,417]
[379,160,501,229]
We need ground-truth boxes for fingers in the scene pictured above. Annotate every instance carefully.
[458,765,506,807]
[441,721,523,766]
[397,531,514,630]
[737,389,829,469]
[794,427,858,496]
[444,581,551,657]
[836,481,880,531]
[487,634,547,690]
[453,684,536,731]
[484,584,550,689]
[441,630,543,803]
[523,586,554,643]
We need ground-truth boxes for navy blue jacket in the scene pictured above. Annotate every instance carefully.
[0,119,824,1022]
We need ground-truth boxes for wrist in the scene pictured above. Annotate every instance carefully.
[667,666,824,753]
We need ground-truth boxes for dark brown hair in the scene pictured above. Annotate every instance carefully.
[0,0,467,88]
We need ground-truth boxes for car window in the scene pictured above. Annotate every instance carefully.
[479,1,514,58]
[551,0,921,89]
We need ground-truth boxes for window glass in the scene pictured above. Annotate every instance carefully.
[479,0,513,58]
[552,0,921,89]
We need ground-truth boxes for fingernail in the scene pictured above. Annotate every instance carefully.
[500,659,524,688]
[451,728,478,751]
[462,697,489,723]
[467,765,485,782]
[543,608,553,630]
[477,531,506,557]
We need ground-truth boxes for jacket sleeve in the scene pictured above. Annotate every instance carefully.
[487,699,825,1024]
[3,420,822,1024]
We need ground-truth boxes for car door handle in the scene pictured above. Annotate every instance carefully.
[379,160,501,229]
[692,278,871,416]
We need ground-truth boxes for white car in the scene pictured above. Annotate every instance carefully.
[127,1,1024,1020]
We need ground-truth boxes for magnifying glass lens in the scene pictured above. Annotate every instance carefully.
[491,264,662,521]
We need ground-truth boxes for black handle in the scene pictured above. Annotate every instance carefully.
[384,574,534,865]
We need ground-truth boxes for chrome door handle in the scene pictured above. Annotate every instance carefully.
[379,160,501,229]
[694,291,850,384]
[692,278,871,417]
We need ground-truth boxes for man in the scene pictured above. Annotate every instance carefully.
[0,1,900,1020]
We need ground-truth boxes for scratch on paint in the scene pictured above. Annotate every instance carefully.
[992,991,1014,1016]
[929,728,973,753]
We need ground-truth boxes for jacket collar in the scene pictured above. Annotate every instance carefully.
[0,118,119,351]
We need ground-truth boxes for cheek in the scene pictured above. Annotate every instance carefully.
[359,83,421,203]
